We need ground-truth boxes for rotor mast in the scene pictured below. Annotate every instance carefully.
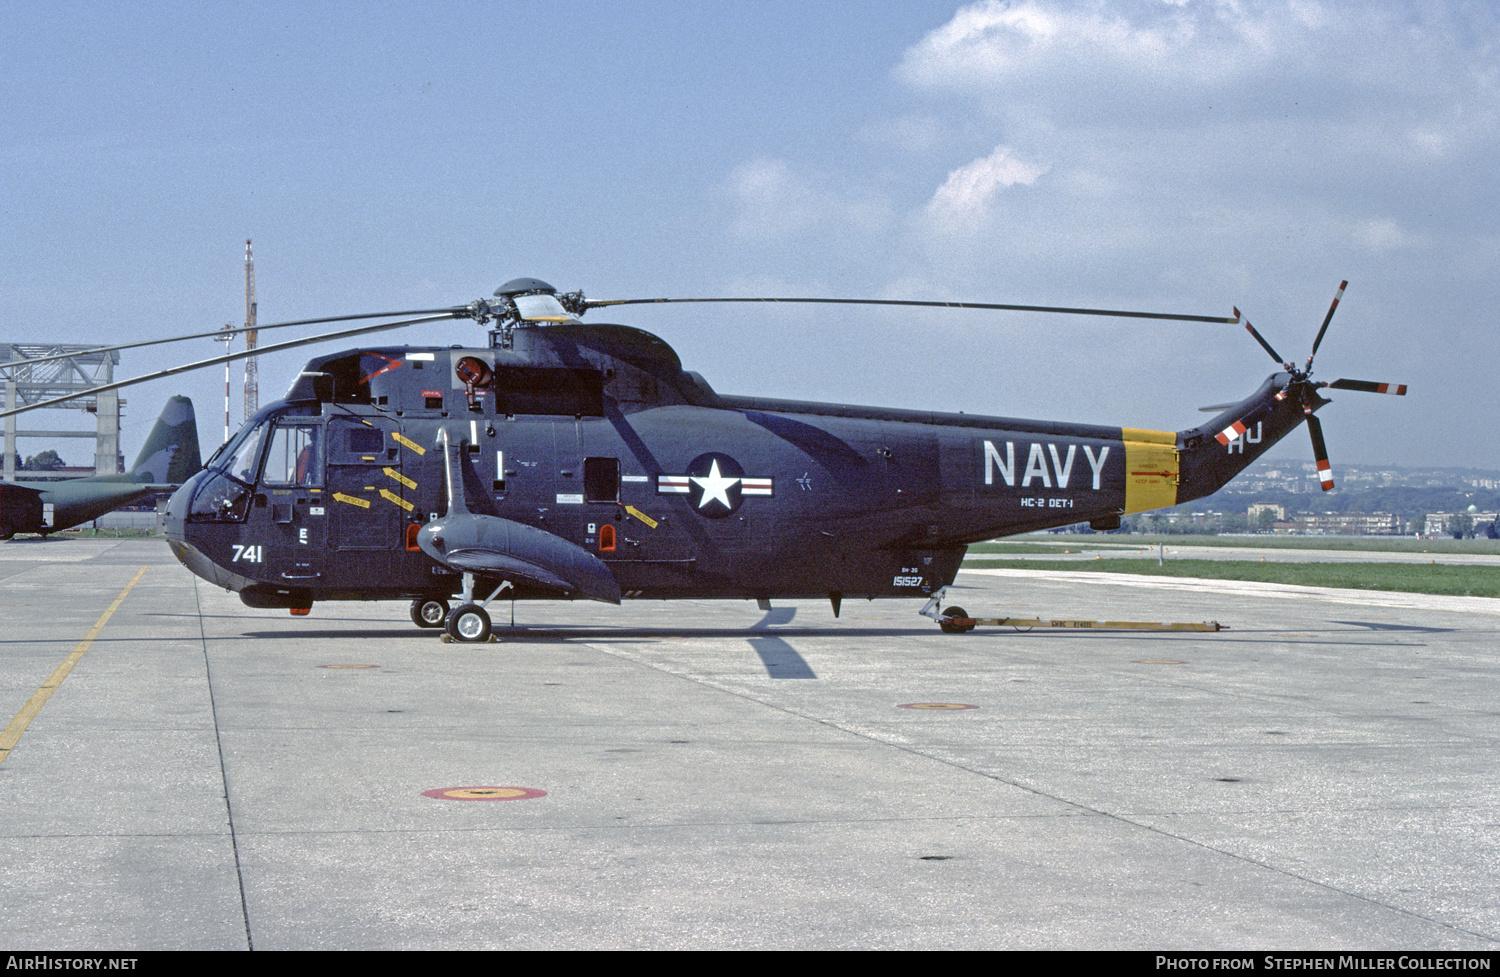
[243,239,258,421]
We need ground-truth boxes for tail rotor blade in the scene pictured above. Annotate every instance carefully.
[1306,280,1347,371]
[1240,312,1287,367]
[1326,378,1407,395]
[1306,413,1335,491]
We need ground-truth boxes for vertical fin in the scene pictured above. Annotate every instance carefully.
[128,396,202,484]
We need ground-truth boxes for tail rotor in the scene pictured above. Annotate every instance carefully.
[1225,282,1406,492]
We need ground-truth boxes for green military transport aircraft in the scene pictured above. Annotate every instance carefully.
[0,396,201,539]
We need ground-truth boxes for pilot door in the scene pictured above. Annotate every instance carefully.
[255,420,327,585]
[326,418,413,580]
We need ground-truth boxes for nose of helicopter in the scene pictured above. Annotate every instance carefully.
[162,472,200,543]
[160,470,251,592]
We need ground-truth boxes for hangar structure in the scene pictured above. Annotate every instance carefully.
[1,343,124,481]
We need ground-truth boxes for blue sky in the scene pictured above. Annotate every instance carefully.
[3,1,1494,470]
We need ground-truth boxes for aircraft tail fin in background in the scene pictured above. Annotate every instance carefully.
[127,396,201,485]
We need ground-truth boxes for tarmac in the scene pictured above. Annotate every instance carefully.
[1,537,1498,950]
[971,540,1500,566]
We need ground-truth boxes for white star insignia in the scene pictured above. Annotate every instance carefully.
[691,459,740,510]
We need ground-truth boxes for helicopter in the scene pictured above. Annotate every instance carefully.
[0,396,201,539]
[0,278,1405,641]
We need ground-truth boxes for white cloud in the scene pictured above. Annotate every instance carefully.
[898,0,1497,147]
[925,144,1047,232]
[889,1,1500,276]
[898,0,1250,97]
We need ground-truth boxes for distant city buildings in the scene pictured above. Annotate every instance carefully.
[1422,512,1498,536]
[1204,456,1499,536]
[1288,512,1404,535]
[1221,458,1500,495]
[1071,456,1500,537]
[1133,508,1496,537]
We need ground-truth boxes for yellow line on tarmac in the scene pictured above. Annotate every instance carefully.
[0,565,148,765]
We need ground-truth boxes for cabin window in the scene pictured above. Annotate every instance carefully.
[303,354,371,405]
[262,425,322,487]
[347,427,383,454]
[584,457,620,503]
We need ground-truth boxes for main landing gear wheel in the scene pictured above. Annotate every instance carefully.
[410,597,450,628]
[445,603,492,643]
[939,606,975,634]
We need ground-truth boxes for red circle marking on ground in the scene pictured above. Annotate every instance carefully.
[421,786,547,801]
[898,703,978,710]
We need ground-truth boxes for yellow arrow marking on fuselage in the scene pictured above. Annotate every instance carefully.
[380,488,414,511]
[392,432,424,455]
[384,467,416,489]
[333,492,371,508]
[625,505,658,529]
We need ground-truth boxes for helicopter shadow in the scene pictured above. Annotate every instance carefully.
[233,622,931,643]
[747,606,816,679]
[233,606,938,678]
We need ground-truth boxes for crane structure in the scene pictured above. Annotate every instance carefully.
[0,344,123,480]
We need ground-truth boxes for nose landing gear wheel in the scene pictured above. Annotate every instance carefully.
[939,606,975,634]
[446,603,492,643]
[410,597,450,628]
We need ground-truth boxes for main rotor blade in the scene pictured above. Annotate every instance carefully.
[1306,412,1334,491]
[0,307,468,372]
[0,312,464,419]
[1305,280,1347,371]
[1325,378,1407,395]
[583,295,1240,324]
[1239,312,1287,367]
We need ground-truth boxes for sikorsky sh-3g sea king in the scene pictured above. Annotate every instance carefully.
[0,278,1406,641]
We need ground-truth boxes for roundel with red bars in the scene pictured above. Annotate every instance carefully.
[656,452,774,518]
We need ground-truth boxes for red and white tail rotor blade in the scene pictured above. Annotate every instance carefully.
[1305,280,1347,372]
[1238,310,1289,368]
[1325,378,1407,396]
[1305,413,1335,491]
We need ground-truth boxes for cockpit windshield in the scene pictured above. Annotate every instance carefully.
[223,422,269,484]
[205,410,292,483]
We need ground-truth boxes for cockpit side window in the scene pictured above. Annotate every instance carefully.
[261,424,322,487]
